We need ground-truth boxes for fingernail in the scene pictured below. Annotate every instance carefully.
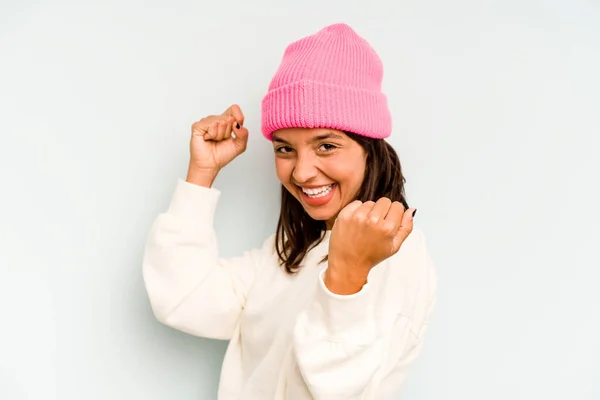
[412,209,417,217]
[235,122,240,129]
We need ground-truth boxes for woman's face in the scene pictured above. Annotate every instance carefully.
[272,128,367,229]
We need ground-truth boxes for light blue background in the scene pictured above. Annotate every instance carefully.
[1,0,599,398]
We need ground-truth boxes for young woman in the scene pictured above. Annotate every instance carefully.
[143,23,437,399]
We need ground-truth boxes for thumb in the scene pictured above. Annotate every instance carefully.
[222,104,245,126]
[393,207,416,249]
[232,123,249,154]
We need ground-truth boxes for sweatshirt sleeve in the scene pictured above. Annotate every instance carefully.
[292,230,437,399]
[142,179,272,340]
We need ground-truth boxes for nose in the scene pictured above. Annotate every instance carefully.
[292,152,318,184]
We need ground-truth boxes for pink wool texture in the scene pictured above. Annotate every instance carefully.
[261,23,392,140]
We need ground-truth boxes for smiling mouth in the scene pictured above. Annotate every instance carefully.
[300,184,335,199]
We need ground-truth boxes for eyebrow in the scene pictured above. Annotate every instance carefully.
[272,132,345,144]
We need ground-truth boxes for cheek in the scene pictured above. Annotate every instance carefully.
[274,158,292,184]
[342,173,364,194]
[331,160,365,197]
[328,160,364,184]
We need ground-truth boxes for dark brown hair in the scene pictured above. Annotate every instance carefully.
[274,132,409,273]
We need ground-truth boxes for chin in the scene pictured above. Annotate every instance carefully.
[302,205,339,223]
[304,210,334,222]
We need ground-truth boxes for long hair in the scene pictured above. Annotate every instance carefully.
[274,132,409,273]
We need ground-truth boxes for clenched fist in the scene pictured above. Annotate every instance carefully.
[326,198,416,294]
[186,104,249,187]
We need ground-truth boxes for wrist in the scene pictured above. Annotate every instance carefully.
[324,261,370,295]
[186,165,219,188]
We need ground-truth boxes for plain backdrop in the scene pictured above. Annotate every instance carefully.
[1,0,599,399]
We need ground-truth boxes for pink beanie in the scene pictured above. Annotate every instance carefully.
[261,23,392,140]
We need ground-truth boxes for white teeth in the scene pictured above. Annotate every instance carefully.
[302,184,333,198]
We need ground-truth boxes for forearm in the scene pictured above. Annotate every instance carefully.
[293,266,380,399]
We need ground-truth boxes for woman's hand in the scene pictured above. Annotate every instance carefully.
[186,104,249,187]
[326,198,416,295]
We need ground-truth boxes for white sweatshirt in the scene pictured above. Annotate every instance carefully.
[143,179,438,399]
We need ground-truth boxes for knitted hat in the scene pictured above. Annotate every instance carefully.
[261,23,392,140]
